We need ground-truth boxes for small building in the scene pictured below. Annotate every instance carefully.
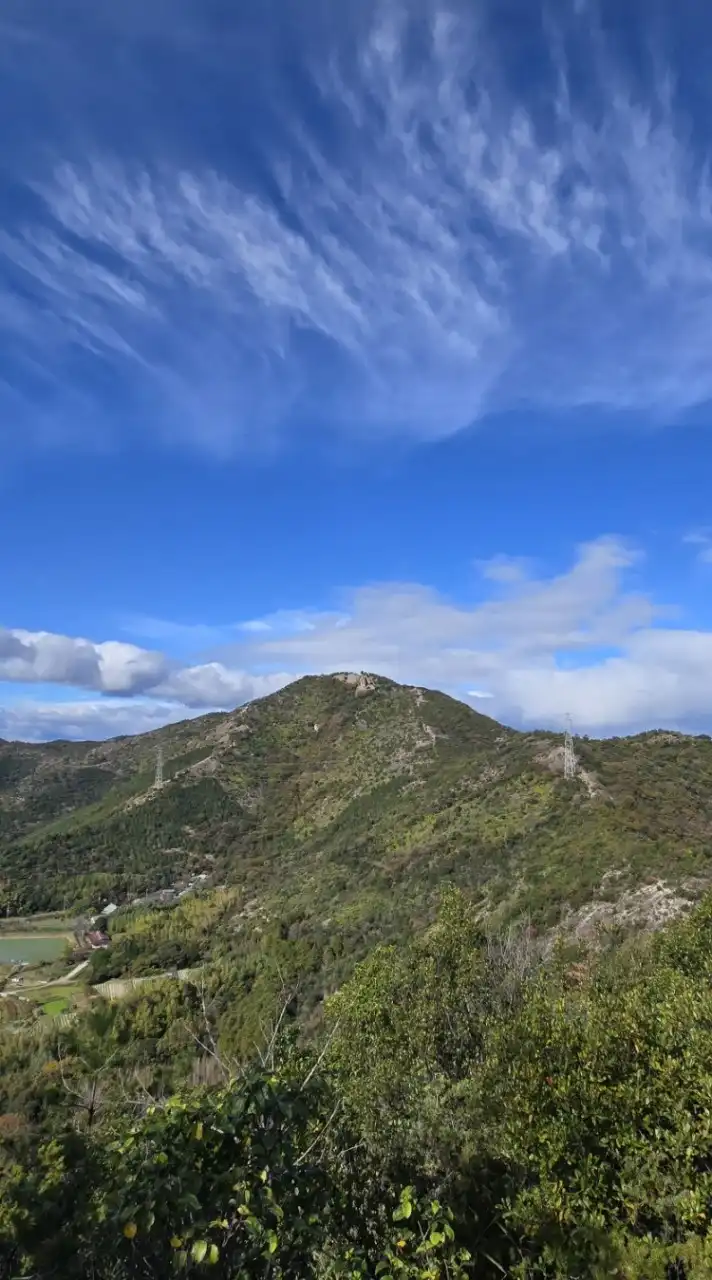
[86,931,110,950]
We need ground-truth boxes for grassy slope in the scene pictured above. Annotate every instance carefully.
[2,676,712,934]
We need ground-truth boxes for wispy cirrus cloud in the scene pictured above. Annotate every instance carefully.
[2,0,712,453]
[120,616,241,651]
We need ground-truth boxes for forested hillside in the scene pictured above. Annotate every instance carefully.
[3,673,712,935]
[5,889,712,1277]
[4,675,712,1274]
[2,672,712,1065]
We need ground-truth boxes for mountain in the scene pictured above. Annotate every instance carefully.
[2,672,712,940]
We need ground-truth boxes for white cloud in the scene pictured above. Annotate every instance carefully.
[215,536,712,734]
[0,625,294,716]
[477,555,530,584]
[238,537,651,679]
[0,698,204,743]
[92,641,169,694]
[683,529,712,565]
[2,1,712,450]
[0,629,168,694]
[238,620,274,634]
[5,536,712,738]
[154,662,291,708]
[236,611,320,635]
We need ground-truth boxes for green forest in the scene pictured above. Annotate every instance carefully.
[4,889,712,1277]
[3,674,712,930]
[4,676,712,1276]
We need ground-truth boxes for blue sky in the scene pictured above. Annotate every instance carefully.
[2,0,712,740]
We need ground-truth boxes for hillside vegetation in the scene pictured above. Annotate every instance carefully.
[2,672,712,937]
[5,675,712,1275]
[4,889,712,1277]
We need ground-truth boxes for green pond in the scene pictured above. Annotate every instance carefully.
[0,935,68,965]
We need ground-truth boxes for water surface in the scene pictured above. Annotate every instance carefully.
[0,935,68,964]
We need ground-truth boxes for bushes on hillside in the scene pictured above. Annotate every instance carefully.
[0,1065,471,1280]
[6,889,712,1275]
[327,889,712,1277]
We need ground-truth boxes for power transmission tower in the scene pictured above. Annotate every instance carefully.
[155,747,164,789]
[563,715,577,780]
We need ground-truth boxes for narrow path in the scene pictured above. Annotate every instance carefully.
[2,957,90,994]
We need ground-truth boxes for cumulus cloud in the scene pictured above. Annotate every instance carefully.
[498,629,712,732]
[0,625,293,720]
[238,537,652,676]
[2,0,712,451]
[220,536,677,732]
[0,629,167,693]
[154,663,292,708]
[214,536,712,735]
[4,536,712,739]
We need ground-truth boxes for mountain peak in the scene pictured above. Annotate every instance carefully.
[3,673,712,940]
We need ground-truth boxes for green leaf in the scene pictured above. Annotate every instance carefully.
[393,1199,412,1222]
[207,1244,219,1265]
[191,1240,208,1263]
[267,1231,279,1254]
